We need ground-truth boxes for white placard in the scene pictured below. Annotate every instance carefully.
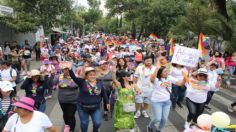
[0,5,13,14]
[171,46,200,67]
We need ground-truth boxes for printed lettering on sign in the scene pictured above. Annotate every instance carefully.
[171,46,200,67]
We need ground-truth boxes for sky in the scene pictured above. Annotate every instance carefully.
[75,0,108,15]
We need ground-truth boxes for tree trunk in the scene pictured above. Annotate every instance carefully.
[120,15,122,28]
[137,24,144,41]
[131,21,136,39]
[212,0,229,21]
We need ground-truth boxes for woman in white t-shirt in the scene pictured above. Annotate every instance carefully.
[3,96,57,132]
[184,68,220,129]
[147,66,183,132]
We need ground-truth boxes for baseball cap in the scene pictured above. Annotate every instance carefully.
[197,68,208,75]
[0,81,14,92]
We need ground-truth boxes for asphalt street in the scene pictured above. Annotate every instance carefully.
[16,61,236,132]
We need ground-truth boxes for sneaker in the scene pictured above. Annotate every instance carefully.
[103,112,109,121]
[228,105,234,112]
[45,95,52,100]
[184,121,191,129]
[64,125,70,132]
[146,125,153,132]
[142,111,149,118]
[177,102,183,108]
[134,111,141,119]
[226,81,231,86]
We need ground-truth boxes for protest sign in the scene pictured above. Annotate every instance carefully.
[171,46,200,67]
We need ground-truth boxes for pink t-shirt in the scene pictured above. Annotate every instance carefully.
[40,64,55,75]
[226,57,236,67]
[51,60,60,73]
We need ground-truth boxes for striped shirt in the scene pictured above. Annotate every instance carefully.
[0,97,11,114]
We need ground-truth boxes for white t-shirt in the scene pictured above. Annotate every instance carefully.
[151,77,177,102]
[4,111,52,132]
[169,67,185,81]
[185,78,210,103]
[84,45,93,52]
[134,65,156,97]
[0,68,17,87]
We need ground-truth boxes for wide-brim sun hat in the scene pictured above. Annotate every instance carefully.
[99,60,108,65]
[0,81,14,92]
[30,69,40,76]
[197,68,208,75]
[85,67,95,73]
[13,96,35,112]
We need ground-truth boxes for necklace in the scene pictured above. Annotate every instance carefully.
[85,80,98,95]
[142,65,153,78]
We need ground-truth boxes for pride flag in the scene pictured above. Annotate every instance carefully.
[169,38,174,57]
[149,33,158,39]
[198,33,207,58]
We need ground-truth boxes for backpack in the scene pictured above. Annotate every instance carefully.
[10,68,21,84]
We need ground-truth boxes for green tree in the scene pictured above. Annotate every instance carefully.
[1,0,74,34]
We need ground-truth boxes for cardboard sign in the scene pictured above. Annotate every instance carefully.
[171,46,200,67]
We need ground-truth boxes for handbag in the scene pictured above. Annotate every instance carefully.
[123,103,135,113]
[81,103,100,111]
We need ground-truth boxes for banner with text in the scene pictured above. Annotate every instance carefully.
[171,46,200,67]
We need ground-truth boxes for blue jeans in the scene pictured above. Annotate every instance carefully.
[227,66,236,81]
[38,102,46,112]
[171,84,186,107]
[77,104,102,132]
[148,100,171,131]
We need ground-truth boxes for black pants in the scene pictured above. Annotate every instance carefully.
[135,61,142,66]
[186,98,205,123]
[59,103,77,131]
[205,91,215,105]
[231,102,236,107]
[103,88,113,112]
[45,74,54,96]
[35,51,40,61]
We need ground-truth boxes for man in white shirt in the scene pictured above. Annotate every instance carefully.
[0,61,17,96]
[133,56,156,118]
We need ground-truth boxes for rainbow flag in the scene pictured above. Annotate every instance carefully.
[169,38,174,56]
[101,35,106,45]
[149,33,158,39]
[198,33,207,58]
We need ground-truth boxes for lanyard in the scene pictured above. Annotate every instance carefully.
[59,75,74,88]
[14,116,19,132]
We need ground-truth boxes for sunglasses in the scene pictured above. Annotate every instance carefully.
[198,74,207,77]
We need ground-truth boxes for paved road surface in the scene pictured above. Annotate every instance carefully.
[16,61,236,132]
